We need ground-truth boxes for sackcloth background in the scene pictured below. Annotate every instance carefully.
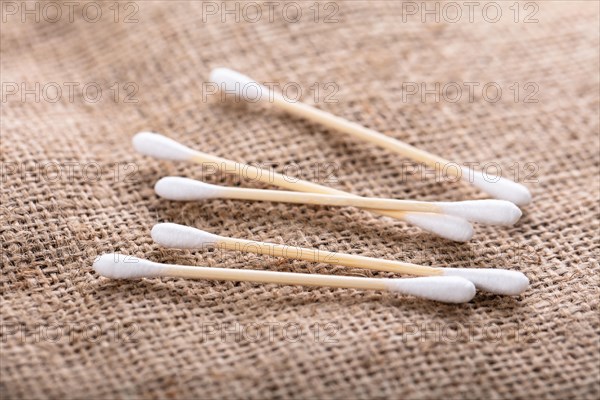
[1,1,599,398]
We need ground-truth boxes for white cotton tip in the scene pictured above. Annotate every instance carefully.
[385,276,476,303]
[402,213,473,242]
[210,67,266,101]
[435,200,522,226]
[461,168,532,206]
[442,268,529,295]
[155,177,224,201]
[93,253,165,280]
[132,132,197,161]
[151,223,221,249]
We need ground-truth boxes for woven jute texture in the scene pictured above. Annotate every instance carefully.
[1,1,599,399]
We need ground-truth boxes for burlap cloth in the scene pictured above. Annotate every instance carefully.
[1,1,599,398]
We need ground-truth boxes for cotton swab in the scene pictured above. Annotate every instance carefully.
[93,253,476,303]
[155,176,522,226]
[133,132,474,242]
[209,68,532,206]
[151,223,529,296]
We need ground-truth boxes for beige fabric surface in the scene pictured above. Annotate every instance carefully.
[1,1,599,398]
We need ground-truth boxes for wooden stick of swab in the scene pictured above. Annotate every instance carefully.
[151,223,529,296]
[133,132,474,242]
[155,176,522,226]
[93,253,476,303]
[210,68,532,206]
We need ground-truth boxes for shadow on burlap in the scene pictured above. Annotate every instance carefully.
[1,1,598,399]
